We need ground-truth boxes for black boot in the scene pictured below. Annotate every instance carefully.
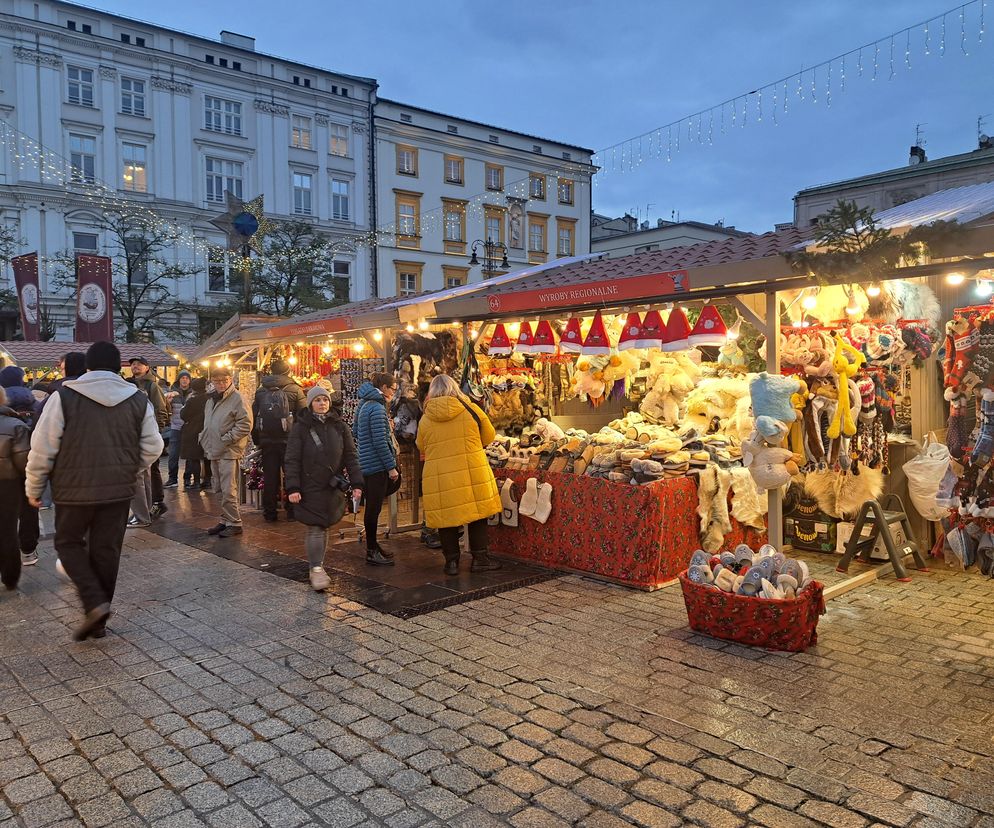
[366,547,395,566]
[442,552,459,576]
[470,550,502,573]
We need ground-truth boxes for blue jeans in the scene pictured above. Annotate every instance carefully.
[167,428,182,482]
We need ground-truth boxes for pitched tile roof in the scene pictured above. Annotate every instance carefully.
[0,341,178,368]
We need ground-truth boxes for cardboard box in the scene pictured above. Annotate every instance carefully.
[836,520,909,561]
[784,492,838,553]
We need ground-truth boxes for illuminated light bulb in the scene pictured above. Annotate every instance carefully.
[418,319,429,331]
[352,341,365,353]
[200,360,210,367]
[470,328,479,340]
[977,279,994,298]
[406,323,415,333]
[508,322,521,337]
[287,355,297,365]
[792,319,804,329]
[726,316,742,340]
[866,283,881,297]
[373,330,383,342]
[845,299,861,315]
[946,272,966,285]
[801,291,818,310]
[321,345,332,355]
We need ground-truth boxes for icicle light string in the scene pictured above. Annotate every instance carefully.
[592,0,985,178]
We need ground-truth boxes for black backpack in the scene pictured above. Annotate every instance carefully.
[258,386,292,436]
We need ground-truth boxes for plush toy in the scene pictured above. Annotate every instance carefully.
[741,420,801,490]
[804,331,833,377]
[788,379,808,456]
[684,376,752,435]
[749,372,801,425]
[640,354,698,425]
[826,331,866,439]
[717,340,747,369]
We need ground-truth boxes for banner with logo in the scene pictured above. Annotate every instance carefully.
[11,253,40,341]
[75,254,114,341]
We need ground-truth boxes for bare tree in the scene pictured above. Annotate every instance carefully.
[52,211,201,343]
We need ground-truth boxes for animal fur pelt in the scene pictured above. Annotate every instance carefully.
[887,281,941,332]
[697,466,733,553]
[684,376,752,436]
[801,466,884,519]
[730,467,767,529]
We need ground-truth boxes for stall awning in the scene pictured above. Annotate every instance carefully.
[0,341,178,368]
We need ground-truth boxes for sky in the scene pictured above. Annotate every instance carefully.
[86,0,994,233]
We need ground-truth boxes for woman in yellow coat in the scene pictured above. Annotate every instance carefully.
[416,374,503,575]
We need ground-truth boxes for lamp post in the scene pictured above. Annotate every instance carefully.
[469,237,509,276]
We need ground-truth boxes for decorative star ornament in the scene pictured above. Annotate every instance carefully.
[209,191,272,254]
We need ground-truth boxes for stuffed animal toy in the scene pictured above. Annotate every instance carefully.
[717,340,747,369]
[640,354,698,425]
[684,376,752,435]
[788,379,808,455]
[749,372,800,425]
[804,331,833,377]
[741,420,801,490]
[826,331,866,439]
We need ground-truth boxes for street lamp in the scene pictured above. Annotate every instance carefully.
[469,237,510,276]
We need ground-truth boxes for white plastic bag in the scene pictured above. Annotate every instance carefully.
[904,433,951,521]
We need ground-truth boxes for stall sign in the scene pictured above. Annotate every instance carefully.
[75,254,114,341]
[264,316,354,338]
[486,270,688,314]
[11,253,40,341]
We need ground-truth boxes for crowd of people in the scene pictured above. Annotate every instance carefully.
[0,342,504,641]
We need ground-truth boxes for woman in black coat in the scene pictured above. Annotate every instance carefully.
[286,387,364,591]
[180,378,210,489]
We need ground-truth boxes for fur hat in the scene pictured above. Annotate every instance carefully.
[749,372,801,424]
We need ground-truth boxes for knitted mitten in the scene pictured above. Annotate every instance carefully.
[874,374,895,433]
[947,399,970,460]
[972,390,994,464]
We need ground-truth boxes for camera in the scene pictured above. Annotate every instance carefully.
[330,475,352,494]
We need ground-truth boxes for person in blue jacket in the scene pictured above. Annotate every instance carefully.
[353,373,400,566]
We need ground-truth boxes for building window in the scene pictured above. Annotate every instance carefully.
[395,262,423,296]
[67,66,94,107]
[331,178,350,221]
[442,266,468,288]
[122,143,147,192]
[557,219,576,256]
[208,248,240,293]
[124,237,148,284]
[204,96,242,136]
[530,174,546,200]
[528,217,547,252]
[485,164,503,191]
[396,145,418,176]
[444,155,464,185]
[205,157,243,202]
[291,115,312,149]
[558,178,574,205]
[444,207,463,242]
[329,123,349,156]
[69,133,96,184]
[484,206,505,246]
[73,232,98,252]
[120,77,145,116]
[293,172,312,215]
[395,193,421,249]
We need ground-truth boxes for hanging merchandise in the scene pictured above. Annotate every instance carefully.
[532,320,557,354]
[661,307,692,351]
[581,310,612,355]
[560,317,583,353]
[636,309,665,349]
[489,323,513,356]
[515,321,536,354]
[689,305,729,346]
[617,312,643,351]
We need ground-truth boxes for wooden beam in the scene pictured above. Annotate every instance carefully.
[730,296,765,333]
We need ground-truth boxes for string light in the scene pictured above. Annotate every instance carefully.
[946,271,966,285]
[866,283,881,297]
[977,279,993,297]
[962,4,970,54]
[372,330,383,342]
[802,290,818,310]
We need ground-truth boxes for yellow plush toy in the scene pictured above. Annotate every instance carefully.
[788,379,808,455]
[826,332,865,439]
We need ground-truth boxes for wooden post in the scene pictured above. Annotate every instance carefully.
[766,290,784,549]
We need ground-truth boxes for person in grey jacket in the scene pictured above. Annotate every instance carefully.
[164,370,192,487]
[26,341,163,641]
[199,366,253,537]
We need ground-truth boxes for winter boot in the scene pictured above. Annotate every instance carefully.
[366,547,395,567]
[470,550,502,573]
[442,552,459,576]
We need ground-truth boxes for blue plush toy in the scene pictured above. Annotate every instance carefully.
[749,372,800,425]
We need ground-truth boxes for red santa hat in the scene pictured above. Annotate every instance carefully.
[488,323,513,356]
[689,305,728,346]
[660,307,692,351]
[514,321,536,354]
[532,320,557,354]
[617,312,643,351]
[559,317,583,353]
[581,310,612,355]
[636,309,665,349]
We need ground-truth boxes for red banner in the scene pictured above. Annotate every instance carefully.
[11,253,40,341]
[264,316,354,338]
[75,254,114,341]
[486,269,688,315]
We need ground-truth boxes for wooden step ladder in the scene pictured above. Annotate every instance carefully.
[836,494,930,583]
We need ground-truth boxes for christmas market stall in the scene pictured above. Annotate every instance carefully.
[0,340,178,382]
[424,181,994,590]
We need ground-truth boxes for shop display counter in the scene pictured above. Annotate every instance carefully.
[491,469,765,590]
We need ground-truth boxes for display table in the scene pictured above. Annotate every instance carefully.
[491,469,765,590]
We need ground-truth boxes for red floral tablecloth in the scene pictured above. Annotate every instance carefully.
[491,470,766,590]
[679,573,825,652]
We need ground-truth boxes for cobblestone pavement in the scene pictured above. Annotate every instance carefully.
[1,530,993,827]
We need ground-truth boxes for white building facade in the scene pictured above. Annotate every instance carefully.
[373,99,595,298]
[0,0,375,341]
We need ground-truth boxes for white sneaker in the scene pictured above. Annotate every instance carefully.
[55,559,68,580]
[309,567,331,592]
[20,550,38,566]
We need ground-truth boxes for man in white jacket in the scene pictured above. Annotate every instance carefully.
[26,341,163,641]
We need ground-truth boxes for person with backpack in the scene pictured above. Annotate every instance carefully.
[0,368,41,566]
[285,387,363,591]
[252,359,306,522]
[0,386,32,591]
[354,373,400,566]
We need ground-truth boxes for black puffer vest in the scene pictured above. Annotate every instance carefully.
[52,387,147,505]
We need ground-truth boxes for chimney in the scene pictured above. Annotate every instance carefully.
[657,218,664,227]
[980,133,994,150]
[909,145,927,165]
[220,31,255,50]
[640,221,649,231]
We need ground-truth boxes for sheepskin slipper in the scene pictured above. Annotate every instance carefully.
[519,478,539,517]
[714,567,738,592]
